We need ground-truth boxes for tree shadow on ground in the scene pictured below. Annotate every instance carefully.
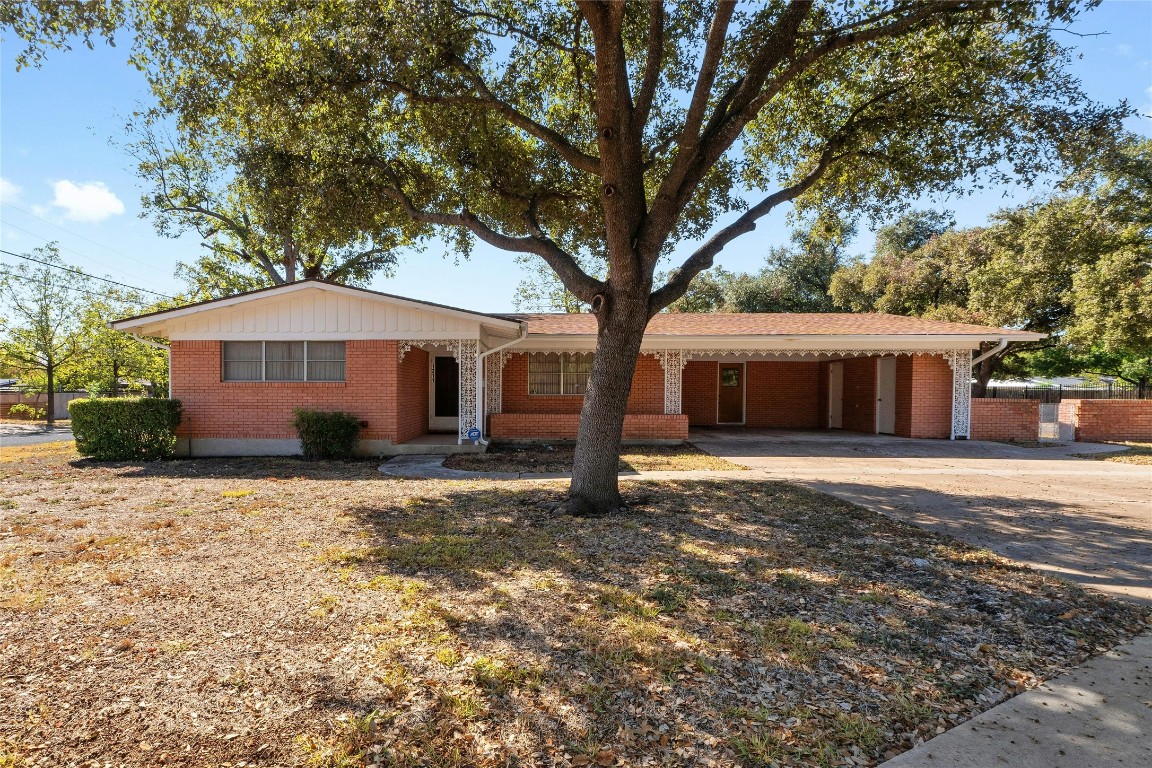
[319,477,1149,765]
[793,479,1152,606]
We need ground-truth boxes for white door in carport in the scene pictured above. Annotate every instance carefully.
[876,357,897,434]
[828,361,844,429]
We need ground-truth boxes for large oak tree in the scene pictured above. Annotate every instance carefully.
[5,0,1124,513]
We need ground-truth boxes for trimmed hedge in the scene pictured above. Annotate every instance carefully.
[69,398,183,461]
[293,409,362,460]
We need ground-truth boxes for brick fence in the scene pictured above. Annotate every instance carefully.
[488,413,688,441]
[1060,399,1152,442]
[970,399,1040,441]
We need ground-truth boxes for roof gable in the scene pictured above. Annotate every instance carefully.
[112,281,522,340]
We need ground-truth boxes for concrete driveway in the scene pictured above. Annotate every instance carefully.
[690,429,1152,604]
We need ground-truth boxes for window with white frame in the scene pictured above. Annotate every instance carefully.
[222,341,346,382]
[528,352,593,395]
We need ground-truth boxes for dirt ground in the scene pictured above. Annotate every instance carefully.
[1,446,1147,768]
[443,442,743,474]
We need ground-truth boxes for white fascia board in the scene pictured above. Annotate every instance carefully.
[167,330,486,341]
[111,282,522,335]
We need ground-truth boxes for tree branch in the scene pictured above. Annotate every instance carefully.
[649,144,842,313]
[380,62,601,176]
[377,180,604,302]
[633,0,664,127]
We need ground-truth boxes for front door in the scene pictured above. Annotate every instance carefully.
[876,357,897,434]
[429,355,459,432]
[717,363,745,424]
[828,361,844,429]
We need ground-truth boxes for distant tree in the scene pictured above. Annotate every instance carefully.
[0,245,89,424]
[830,139,1151,394]
[72,287,171,396]
[129,114,417,293]
[670,217,851,313]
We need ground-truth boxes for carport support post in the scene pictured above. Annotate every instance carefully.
[947,349,973,440]
[654,350,687,415]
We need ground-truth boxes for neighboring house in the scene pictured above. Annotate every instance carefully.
[110,280,1042,456]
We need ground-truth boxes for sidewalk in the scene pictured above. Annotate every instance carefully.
[881,631,1152,768]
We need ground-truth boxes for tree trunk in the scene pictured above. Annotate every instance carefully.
[45,360,55,426]
[565,293,651,516]
[973,358,994,398]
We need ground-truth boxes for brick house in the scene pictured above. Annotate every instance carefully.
[111,280,1042,456]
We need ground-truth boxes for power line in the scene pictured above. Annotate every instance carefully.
[1,201,177,279]
[0,249,176,299]
[0,219,178,295]
[0,269,150,304]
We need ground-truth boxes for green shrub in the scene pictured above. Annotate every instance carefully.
[68,398,183,461]
[293,409,363,460]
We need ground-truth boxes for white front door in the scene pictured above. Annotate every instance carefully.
[428,355,460,432]
[876,357,897,434]
[828,361,844,429]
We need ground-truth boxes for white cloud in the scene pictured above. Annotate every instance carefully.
[50,180,125,222]
[0,177,21,204]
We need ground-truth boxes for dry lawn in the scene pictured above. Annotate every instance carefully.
[444,442,743,474]
[1076,441,1152,465]
[1,444,1146,768]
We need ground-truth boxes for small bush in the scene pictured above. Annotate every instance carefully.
[293,409,362,460]
[7,402,46,420]
[68,398,183,461]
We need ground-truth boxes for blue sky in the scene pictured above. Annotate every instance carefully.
[2,1,1150,311]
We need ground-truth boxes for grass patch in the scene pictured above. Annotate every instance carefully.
[442,441,744,473]
[0,442,77,463]
[1075,441,1152,465]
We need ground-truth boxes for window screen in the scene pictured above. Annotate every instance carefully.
[222,341,263,381]
[306,341,346,381]
[265,341,305,381]
[221,341,346,382]
[528,352,594,395]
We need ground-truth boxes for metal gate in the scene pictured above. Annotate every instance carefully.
[1038,403,1059,441]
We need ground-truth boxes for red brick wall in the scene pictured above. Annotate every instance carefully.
[904,354,953,439]
[170,340,401,442]
[1064,399,1152,442]
[500,352,664,415]
[746,361,821,428]
[683,361,718,426]
[396,348,428,443]
[489,413,688,441]
[841,356,877,433]
[970,399,1039,441]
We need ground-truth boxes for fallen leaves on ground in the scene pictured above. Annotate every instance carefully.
[443,441,745,473]
[0,446,1146,767]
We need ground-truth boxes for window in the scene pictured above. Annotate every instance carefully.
[221,341,346,382]
[528,352,593,395]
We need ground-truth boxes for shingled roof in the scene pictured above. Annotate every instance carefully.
[512,312,1037,337]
